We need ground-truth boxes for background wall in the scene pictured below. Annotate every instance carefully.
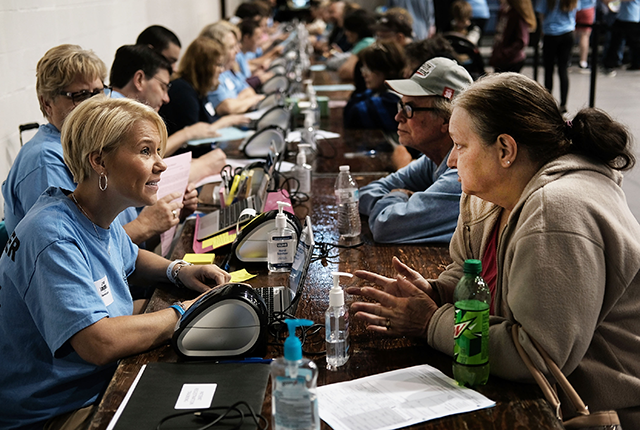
[0,0,250,219]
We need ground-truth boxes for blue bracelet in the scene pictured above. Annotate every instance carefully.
[170,303,185,316]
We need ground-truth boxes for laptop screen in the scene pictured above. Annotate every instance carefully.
[289,217,314,297]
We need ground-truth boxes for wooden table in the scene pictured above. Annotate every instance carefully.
[88,68,562,430]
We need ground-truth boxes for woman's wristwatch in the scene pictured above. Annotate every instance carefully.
[166,259,193,289]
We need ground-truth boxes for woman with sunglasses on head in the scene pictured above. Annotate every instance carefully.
[2,45,108,236]
[343,41,406,133]
[2,44,197,250]
[0,97,231,430]
[348,73,640,427]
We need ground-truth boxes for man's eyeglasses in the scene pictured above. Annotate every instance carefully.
[59,86,109,105]
[152,76,172,93]
[397,101,438,119]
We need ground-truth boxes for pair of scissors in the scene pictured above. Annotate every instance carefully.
[220,165,234,192]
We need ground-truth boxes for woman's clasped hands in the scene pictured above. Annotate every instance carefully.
[346,257,440,338]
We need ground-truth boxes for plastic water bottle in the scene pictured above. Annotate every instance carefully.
[334,165,361,240]
[453,259,490,387]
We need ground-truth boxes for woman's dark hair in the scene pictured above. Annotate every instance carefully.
[404,35,458,72]
[358,41,406,80]
[454,73,635,171]
[239,18,261,39]
[343,9,376,40]
[175,37,224,97]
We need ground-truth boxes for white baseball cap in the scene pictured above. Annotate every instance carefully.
[386,57,473,100]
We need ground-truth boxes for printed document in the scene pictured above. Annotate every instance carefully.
[317,364,495,430]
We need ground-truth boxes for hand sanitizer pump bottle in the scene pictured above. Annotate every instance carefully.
[267,202,297,273]
[271,319,320,430]
[291,145,312,193]
[325,272,352,370]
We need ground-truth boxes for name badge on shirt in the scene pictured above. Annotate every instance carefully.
[225,77,236,91]
[94,275,114,307]
[205,101,215,117]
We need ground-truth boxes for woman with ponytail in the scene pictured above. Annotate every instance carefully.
[347,73,640,427]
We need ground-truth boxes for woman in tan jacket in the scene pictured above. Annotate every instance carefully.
[347,73,640,427]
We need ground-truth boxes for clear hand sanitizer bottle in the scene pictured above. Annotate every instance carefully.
[325,271,352,370]
[267,202,297,272]
[291,144,312,193]
[271,319,320,430]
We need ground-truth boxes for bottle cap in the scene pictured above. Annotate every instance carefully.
[463,259,482,275]
[275,201,291,229]
[339,165,350,172]
[330,272,353,307]
[284,319,314,361]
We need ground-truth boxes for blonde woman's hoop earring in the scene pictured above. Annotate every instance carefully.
[99,173,108,191]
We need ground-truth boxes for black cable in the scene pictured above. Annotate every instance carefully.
[156,401,267,430]
[312,238,364,263]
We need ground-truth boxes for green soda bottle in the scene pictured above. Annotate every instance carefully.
[453,259,490,387]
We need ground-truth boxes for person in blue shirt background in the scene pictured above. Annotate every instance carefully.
[359,57,472,244]
[536,0,584,113]
[343,41,406,133]
[200,21,265,116]
[603,0,640,71]
[0,96,231,430]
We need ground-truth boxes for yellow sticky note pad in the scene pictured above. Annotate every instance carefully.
[203,230,237,250]
[230,269,257,283]
[183,253,215,265]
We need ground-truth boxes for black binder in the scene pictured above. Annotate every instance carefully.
[111,362,270,430]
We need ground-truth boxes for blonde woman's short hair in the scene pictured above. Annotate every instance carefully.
[36,44,107,119]
[199,20,240,44]
[61,96,167,183]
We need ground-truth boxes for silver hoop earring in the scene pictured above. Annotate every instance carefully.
[99,172,108,191]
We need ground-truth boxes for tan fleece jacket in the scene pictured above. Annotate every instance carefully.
[427,154,640,426]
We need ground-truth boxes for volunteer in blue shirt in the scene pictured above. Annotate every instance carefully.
[0,96,231,430]
[359,57,472,244]
[199,21,265,116]
[2,44,188,246]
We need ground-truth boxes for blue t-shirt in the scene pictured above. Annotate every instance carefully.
[236,51,253,79]
[536,0,579,35]
[0,187,138,429]
[466,0,491,19]
[618,0,640,22]
[2,123,73,234]
[1,122,138,235]
[206,70,250,109]
[359,152,462,244]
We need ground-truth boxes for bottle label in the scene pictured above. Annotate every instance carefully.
[274,375,316,428]
[334,188,359,203]
[453,300,489,366]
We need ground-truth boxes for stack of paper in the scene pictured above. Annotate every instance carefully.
[318,364,495,430]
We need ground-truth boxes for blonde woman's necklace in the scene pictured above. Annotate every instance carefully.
[70,193,110,255]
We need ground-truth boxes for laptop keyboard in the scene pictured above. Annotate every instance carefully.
[220,197,254,229]
[256,287,275,321]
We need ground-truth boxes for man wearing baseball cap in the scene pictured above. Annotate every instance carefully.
[359,57,473,244]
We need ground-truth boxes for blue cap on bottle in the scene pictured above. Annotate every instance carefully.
[284,319,313,361]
